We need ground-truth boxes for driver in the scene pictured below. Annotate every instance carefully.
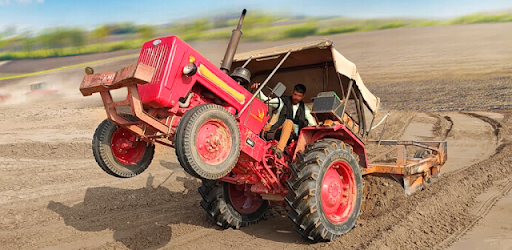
[251,83,317,158]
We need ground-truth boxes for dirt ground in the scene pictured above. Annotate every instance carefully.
[0,22,511,250]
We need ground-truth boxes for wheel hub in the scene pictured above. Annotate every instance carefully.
[227,183,263,214]
[321,160,356,224]
[196,120,232,165]
[111,128,145,165]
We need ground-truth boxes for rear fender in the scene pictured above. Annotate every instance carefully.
[293,124,368,169]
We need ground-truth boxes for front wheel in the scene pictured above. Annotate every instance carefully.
[175,104,241,180]
[92,115,155,178]
[286,139,363,242]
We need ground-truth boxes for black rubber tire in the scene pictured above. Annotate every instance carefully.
[175,104,241,180]
[174,107,202,178]
[285,138,364,242]
[92,115,155,178]
[199,180,269,229]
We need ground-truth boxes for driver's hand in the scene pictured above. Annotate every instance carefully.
[251,82,260,90]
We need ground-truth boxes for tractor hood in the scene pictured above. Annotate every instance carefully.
[231,39,380,114]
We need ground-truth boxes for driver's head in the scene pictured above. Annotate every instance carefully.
[291,83,306,105]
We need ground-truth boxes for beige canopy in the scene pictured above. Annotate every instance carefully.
[231,39,380,113]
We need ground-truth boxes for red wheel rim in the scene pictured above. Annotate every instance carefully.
[196,119,232,165]
[227,183,263,214]
[321,160,357,224]
[111,128,146,165]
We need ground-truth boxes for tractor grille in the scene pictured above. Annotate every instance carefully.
[138,44,170,84]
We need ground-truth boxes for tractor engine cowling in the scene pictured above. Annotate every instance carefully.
[136,36,269,135]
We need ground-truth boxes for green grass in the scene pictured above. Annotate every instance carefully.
[1,13,512,61]
[0,39,144,60]
[377,21,407,30]
[449,13,512,24]
[178,22,320,41]
[318,25,360,35]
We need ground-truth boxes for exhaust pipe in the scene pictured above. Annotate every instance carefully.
[220,9,246,74]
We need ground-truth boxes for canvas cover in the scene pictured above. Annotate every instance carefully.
[231,39,380,113]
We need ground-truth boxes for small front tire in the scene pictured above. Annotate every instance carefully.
[92,115,155,178]
[175,104,241,180]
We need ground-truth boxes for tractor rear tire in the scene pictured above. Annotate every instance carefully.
[199,180,268,229]
[92,115,155,178]
[286,138,363,242]
[175,104,241,180]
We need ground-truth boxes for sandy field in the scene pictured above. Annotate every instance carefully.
[0,22,511,250]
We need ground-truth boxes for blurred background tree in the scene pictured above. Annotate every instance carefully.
[137,25,155,40]
[20,32,34,56]
[92,25,111,43]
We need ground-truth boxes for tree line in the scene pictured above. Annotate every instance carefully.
[0,23,156,55]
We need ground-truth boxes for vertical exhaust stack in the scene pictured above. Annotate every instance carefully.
[220,9,246,74]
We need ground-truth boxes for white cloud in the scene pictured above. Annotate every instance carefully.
[0,0,44,5]
[17,0,44,4]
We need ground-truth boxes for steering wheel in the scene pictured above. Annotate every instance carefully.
[251,84,282,117]
[261,86,281,116]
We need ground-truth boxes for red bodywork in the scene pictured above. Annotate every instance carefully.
[294,125,368,168]
[136,36,268,134]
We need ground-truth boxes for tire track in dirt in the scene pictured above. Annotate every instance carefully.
[320,111,506,250]
[462,112,502,141]
[437,180,512,249]
[445,112,506,178]
[367,112,510,250]
[440,112,497,173]
[433,112,511,249]
[442,116,454,139]
[426,113,454,140]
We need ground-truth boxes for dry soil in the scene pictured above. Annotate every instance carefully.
[0,22,511,250]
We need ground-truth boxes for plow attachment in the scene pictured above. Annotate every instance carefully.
[363,140,447,195]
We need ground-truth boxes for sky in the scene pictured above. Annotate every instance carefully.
[0,0,511,32]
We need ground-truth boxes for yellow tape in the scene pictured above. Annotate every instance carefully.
[198,64,245,103]
[0,53,139,81]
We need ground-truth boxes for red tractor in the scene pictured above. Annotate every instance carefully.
[80,10,446,242]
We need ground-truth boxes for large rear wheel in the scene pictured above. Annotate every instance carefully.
[92,115,155,178]
[286,138,363,242]
[175,104,241,180]
[199,180,268,228]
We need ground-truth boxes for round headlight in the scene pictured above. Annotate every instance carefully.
[183,63,197,76]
